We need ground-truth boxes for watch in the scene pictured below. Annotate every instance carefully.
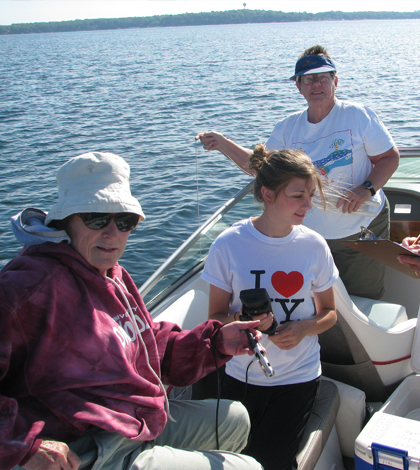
[363,180,376,196]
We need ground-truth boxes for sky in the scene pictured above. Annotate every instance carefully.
[1,0,419,26]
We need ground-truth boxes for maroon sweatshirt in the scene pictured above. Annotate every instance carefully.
[0,242,229,469]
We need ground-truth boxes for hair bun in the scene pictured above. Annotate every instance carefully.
[250,144,269,173]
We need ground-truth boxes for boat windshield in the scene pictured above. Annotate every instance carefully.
[139,180,259,309]
[392,150,420,179]
[140,148,420,311]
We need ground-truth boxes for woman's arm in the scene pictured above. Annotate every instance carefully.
[208,284,237,324]
[311,286,338,334]
[268,286,337,350]
[367,145,400,189]
[196,131,254,175]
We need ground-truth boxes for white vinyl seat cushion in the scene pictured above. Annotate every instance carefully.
[350,295,408,330]
[154,289,209,329]
[331,278,416,386]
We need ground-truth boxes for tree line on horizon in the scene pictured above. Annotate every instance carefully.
[1,9,419,35]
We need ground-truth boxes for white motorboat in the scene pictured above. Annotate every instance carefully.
[139,148,420,470]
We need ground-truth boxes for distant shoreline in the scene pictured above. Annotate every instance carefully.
[1,9,419,35]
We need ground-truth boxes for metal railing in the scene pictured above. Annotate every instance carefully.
[139,180,254,297]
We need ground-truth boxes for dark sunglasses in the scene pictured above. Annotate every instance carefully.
[77,213,140,232]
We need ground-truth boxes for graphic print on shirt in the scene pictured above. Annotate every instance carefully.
[251,270,304,324]
[295,130,354,190]
[112,306,150,346]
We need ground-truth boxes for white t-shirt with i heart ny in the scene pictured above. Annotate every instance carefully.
[202,218,339,386]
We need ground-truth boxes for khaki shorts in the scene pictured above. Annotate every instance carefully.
[61,399,262,470]
[327,198,390,299]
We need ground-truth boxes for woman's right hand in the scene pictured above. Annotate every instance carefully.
[23,440,81,470]
[399,236,420,276]
[195,130,227,151]
[249,312,274,333]
[195,131,253,175]
[401,236,420,254]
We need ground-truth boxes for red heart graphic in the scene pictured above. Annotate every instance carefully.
[271,271,304,298]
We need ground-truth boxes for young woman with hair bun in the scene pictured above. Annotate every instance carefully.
[202,145,339,470]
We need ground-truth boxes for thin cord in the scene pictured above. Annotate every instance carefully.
[211,334,221,450]
[195,140,201,227]
[195,140,202,256]
[243,360,254,402]
[211,331,256,449]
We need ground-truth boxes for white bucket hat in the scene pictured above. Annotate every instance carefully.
[45,152,145,225]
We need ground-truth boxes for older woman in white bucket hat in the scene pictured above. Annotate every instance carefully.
[0,152,263,470]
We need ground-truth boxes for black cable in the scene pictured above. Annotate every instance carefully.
[210,326,257,449]
[211,327,222,450]
[243,359,254,402]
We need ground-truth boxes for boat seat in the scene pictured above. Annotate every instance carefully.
[322,377,366,458]
[193,377,342,470]
[296,379,342,470]
[154,289,209,329]
[350,295,408,330]
[319,278,416,402]
[190,378,342,470]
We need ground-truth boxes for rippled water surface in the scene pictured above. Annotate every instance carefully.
[1,20,420,286]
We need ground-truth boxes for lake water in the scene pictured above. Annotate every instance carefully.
[1,19,420,287]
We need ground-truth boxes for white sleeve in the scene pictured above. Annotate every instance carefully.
[265,119,288,151]
[312,240,340,293]
[201,239,233,293]
[362,106,395,157]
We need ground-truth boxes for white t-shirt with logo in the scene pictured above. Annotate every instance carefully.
[265,99,395,239]
[202,219,339,386]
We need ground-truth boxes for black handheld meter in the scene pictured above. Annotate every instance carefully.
[239,288,277,336]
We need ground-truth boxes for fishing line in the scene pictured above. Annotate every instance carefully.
[195,140,202,256]
[195,140,201,228]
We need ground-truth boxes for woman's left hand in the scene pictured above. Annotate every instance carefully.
[336,186,371,214]
[268,321,306,350]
